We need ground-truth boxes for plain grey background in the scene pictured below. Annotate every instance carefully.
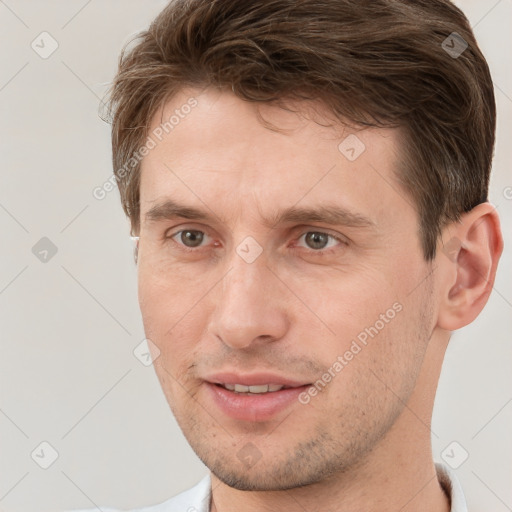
[0,1,510,511]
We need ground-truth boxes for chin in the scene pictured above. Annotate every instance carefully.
[192,435,355,492]
[209,465,321,491]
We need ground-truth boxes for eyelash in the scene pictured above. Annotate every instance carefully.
[165,228,348,255]
[167,230,217,254]
[292,232,348,255]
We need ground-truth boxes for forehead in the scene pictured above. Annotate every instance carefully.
[139,87,413,231]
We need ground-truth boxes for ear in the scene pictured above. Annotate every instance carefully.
[130,235,140,265]
[436,202,503,331]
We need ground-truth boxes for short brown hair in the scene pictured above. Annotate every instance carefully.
[107,0,495,259]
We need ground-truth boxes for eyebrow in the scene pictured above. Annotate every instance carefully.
[273,205,375,229]
[144,198,375,229]
[145,200,210,223]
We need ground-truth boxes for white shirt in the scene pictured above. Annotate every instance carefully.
[72,462,466,512]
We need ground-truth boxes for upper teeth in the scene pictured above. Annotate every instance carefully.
[223,384,285,393]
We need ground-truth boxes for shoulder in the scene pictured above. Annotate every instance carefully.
[67,474,211,512]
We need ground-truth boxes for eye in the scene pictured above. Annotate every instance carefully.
[171,229,210,248]
[295,231,345,251]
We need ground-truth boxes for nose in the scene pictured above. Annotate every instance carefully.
[207,255,289,350]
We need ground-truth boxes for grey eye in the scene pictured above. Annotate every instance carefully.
[304,232,330,250]
[179,230,204,247]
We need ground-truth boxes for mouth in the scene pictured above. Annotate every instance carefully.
[215,383,292,394]
[203,373,312,422]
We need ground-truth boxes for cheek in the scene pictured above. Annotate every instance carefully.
[137,260,208,372]
[138,254,209,324]
[296,266,401,341]
[315,300,426,431]
[296,264,427,388]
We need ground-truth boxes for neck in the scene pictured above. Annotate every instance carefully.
[210,332,451,512]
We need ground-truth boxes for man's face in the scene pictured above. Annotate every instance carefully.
[137,88,437,490]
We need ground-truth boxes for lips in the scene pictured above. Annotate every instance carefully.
[203,372,311,422]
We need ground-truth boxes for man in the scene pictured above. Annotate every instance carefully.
[87,0,503,510]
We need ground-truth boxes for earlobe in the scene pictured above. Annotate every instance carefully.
[436,203,503,331]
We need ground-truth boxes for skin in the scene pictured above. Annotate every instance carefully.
[136,87,502,511]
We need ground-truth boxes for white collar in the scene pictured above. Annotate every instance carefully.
[88,461,466,511]
[151,462,466,512]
